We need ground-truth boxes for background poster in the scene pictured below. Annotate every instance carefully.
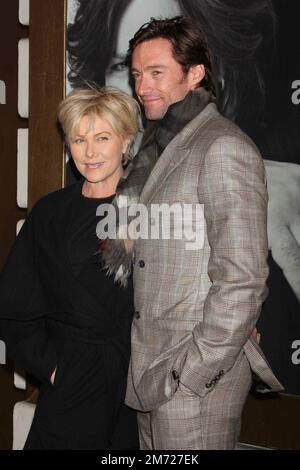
[66,0,300,394]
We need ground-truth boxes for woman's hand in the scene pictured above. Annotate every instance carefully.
[251,327,261,345]
[50,367,57,385]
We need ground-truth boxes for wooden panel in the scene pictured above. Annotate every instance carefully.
[28,0,66,210]
[0,2,27,266]
[241,392,300,449]
[0,0,28,450]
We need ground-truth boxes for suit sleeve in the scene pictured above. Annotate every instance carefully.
[0,204,57,383]
[179,134,269,396]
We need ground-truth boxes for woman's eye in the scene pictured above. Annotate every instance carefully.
[74,138,84,144]
[97,136,109,142]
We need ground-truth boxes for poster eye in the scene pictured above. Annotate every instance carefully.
[110,61,128,73]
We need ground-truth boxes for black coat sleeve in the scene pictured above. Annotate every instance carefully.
[0,203,58,383]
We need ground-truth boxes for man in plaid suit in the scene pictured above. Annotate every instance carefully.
[124,16,283,450]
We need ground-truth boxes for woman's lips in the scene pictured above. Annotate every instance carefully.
[86,163,103,169]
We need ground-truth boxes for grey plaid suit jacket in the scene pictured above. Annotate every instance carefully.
[126,103,283,412]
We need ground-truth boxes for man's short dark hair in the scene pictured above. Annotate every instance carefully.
[129,16,214,93]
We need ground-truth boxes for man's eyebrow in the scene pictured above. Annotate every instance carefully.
[131,65,167,72]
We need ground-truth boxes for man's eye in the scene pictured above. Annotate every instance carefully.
[152,71,162,77]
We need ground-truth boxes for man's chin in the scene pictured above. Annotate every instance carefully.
[145,107,166,121]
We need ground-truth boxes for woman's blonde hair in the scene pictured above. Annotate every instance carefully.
[57,85,140,163]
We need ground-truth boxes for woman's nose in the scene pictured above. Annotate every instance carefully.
[86,141,95,158]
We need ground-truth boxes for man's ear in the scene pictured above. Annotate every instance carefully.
[189,64,205,89]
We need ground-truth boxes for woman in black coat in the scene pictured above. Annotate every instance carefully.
[0,86,140,449]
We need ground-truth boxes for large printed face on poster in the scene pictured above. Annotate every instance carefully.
[67,0,300,394]
[67,0,180,95]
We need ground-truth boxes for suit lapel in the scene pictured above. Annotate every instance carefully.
[140,103,217,205]
[140,144,189,205]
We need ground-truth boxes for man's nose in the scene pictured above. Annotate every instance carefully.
[136,74,152,96]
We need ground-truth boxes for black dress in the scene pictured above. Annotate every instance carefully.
[0,180,138,450]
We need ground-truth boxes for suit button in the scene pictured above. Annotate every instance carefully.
[135,311,140,319]
[138,260,145,268]
[205,382,212,389]
[219,370,224,377]
[172,370,179,380]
